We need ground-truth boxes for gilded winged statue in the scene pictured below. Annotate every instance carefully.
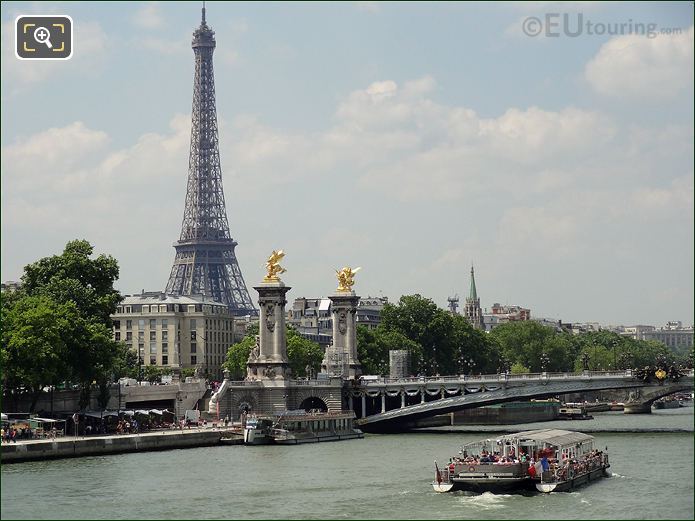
[264,250,287,282]
[336,266,361,292]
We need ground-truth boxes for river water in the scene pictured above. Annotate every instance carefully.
[1,408,692,520]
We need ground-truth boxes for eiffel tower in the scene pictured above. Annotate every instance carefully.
[165,5,256,316]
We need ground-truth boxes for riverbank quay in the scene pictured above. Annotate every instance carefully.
[1,427,242,463]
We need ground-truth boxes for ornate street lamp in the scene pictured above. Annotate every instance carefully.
[463,357,475,376]
[580,352,590,372]
[540,352,550,372]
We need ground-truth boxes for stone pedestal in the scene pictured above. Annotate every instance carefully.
[246,282,292,381]
[322,291,361,378]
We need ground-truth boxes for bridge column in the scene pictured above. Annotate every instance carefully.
[348,395,353,411]
[401,390,406,409]
[381,391,386,413]
[361,394,366,418]
[420,389,425,403]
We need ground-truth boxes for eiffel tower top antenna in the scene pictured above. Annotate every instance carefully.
[202,1,206,24]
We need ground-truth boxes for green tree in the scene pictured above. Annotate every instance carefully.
[21,239,121,325]
[286,327,323,377]
[489,321,575,372]
[223,336,255,379]
[23,240,123,398]
[357,325,422,375]
[379,294,498,376]
[2,240,125,409]
[510,362,530,374]
[2,296,78,411]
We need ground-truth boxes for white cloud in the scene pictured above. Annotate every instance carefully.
[355,2,382,14]
[2,75,692,325]
[141,36,188,56]
[585,26,694,99]
[132,2,164,29]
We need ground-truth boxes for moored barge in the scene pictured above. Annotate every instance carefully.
[243,410,363,445]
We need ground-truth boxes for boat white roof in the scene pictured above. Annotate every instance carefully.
[512,429,594,446]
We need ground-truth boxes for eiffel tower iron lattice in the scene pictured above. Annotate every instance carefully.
[165,6,257,316]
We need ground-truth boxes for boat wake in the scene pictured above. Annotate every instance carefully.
[610,472,626,479]
[456,492,512,509]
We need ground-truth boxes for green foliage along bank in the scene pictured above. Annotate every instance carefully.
[1,240,135,410]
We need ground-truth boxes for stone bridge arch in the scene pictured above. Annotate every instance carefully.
[223,390,259,420]
[355,373,694,432]
[623,384,692,413]
[292,389,340,412]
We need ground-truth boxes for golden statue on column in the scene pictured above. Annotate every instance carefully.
[336,266,361,292]
[264,250,286,282]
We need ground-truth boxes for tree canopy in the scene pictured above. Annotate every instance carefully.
[1,240,128,410]
[357,294,688,377]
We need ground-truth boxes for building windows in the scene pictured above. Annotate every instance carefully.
[161,319,168,329]
[162,355,168,365]
[162,342,168,353]
[191,331,197,341]
[115,332,121,341]
[191,355,197,365]
[138,331,145,342]
[138,344,145,356]
[190,319,197,330]
[126,320,132,330]
[138,319,145,329]
[126,332,132,341]
[191,343,197,353]
[150,331,156,342]
[150,319,156,329]
[150,356,157,365]
[150,343,157,354]
[143,305,150,313]
[162,330,168,341]
[113,320,121,330]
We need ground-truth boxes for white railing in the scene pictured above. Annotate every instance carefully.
[355,369,682,387]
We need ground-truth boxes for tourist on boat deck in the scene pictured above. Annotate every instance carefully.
[541,455,550,472]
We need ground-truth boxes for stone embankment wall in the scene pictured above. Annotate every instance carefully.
[1,429,239,463]
[3,381,207,418]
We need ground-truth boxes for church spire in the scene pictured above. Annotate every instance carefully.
[469,265,478,301]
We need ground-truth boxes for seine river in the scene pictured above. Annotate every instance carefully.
[1,408,692,520]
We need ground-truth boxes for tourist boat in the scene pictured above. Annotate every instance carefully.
[243,410,363,445]
[432,429,610,494]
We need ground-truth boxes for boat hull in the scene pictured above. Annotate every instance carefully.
[536,466,610,493]
[449,477,536,494]
[273,432,364,444]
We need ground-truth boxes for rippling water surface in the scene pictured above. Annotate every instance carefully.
[1,408,692,519]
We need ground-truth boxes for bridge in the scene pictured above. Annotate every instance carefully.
[351,370,694,433]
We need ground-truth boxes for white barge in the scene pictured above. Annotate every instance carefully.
[243,410,363,445]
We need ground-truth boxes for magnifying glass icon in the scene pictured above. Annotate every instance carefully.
[33,26,53,49]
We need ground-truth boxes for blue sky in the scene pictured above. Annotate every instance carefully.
[2,1,693,326]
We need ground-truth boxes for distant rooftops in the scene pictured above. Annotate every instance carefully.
[120,291,227,307]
